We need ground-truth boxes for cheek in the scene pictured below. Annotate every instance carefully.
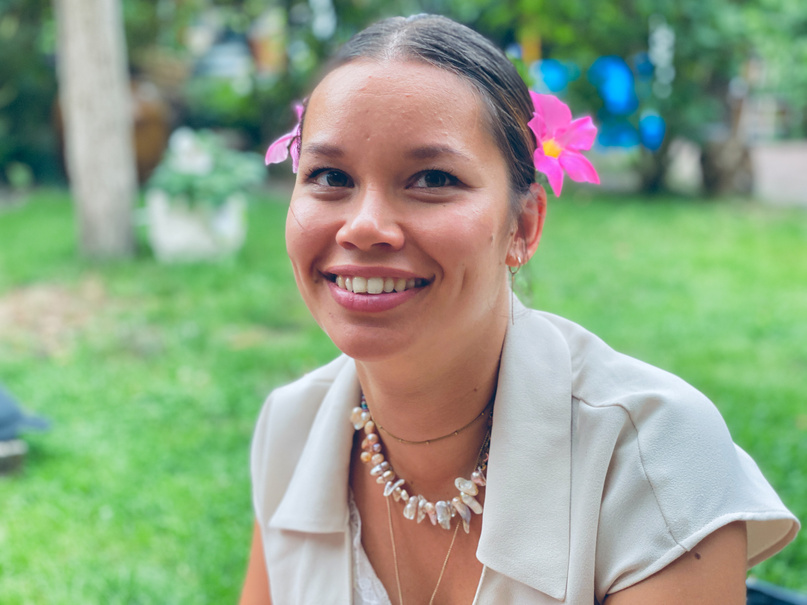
[432,206,510,264]
[285,197,331,266]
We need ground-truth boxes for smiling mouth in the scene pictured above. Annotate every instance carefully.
[328,274,429,294]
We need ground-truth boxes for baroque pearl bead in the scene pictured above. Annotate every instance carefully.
[452,496,472,532]
[436,501,452,530]
[471,470,486,486]
[371,453,385,466]
[454,477,478,496]
[384,478,404,497]
[416,496,428,524]
[461,492,483,514]
[423,501,437,525]
[350,407,366,430]
[403,496,418,520]
[370,461,390,477]
[364,421,375,434]
[360,451,372,464]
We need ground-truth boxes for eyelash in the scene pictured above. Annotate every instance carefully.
[410,169,460,189]
[303,167,461,189]
[305,167,353,188]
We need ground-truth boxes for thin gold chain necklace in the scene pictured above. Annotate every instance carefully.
[386,495,460,605]
[374,403,491,445]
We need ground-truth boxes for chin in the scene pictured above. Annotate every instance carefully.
[324,325,414,362]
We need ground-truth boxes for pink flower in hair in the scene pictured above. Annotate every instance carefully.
[528,92,600,197]
[265,102,304,173]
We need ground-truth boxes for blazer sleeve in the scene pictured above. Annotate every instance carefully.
[591,383,799,600]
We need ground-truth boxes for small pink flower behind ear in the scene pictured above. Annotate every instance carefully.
[265,102,305,173]
[527,92,600,197]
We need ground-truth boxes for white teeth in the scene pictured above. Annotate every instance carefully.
[367,277,384,294]
[334,275,424,294]
[352,276,368,293]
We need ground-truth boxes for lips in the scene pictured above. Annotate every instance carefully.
[322,268,431,312]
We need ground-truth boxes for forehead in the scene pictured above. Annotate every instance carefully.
[302,59,496,156]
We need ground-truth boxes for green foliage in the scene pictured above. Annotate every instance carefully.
[146,128,265,206]
[0,189,805,602]
[743,0,807,137]
[0,0,60,184]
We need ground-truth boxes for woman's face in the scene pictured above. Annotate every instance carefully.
[286,59,523,362]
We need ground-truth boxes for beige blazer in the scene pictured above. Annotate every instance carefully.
[251,303,798,604]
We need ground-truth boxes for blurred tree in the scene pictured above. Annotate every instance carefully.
[54,0,136,257]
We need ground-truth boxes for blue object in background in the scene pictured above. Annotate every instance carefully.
[505,42,522,60]
[639,112,666,151]
[596,111,640,148]
[0,384,50,441]
[632,51,655,82]
[538,59,570,93]
[588,56,639,116]
[529,59,580,94]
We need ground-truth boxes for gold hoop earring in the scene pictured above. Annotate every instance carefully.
[509,256,522,325]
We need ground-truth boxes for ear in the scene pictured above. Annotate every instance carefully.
[507,183,546,267]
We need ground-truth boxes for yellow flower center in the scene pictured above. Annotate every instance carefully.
[543,139,563,158]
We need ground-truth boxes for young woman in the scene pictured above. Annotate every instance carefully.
[241,15,798,604]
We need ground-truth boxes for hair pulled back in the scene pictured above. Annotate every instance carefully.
[321,15,537,214]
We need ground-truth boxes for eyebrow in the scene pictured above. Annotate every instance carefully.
[302,142,472,163]
[302,142,344,159]
[406,145,472,162]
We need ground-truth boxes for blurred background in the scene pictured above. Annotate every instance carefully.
[0,0,805,603]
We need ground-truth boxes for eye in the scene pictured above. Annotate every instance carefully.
[410,170,459,189]
[308,168,353,188]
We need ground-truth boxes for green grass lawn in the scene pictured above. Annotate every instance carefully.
[0,188,804,602]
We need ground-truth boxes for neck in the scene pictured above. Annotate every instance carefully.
[354,309,507,497]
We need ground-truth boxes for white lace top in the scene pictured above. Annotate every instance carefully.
[349,491,393,605]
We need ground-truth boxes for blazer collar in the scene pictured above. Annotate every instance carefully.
[269,301,573,600]
[477,300,572,601]
[269,356,359,533]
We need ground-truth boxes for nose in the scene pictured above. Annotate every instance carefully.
[335,189,404,251]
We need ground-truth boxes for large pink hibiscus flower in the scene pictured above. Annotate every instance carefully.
[528,92,600,197]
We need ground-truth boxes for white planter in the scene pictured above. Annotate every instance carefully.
[146,189,247,262]
[750,141,807,206]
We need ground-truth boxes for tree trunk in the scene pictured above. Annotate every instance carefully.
[54,0,136,258]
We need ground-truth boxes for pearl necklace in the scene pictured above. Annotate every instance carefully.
[351,394,489,533]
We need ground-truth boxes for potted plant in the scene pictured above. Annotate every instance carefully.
[145,127,265,261]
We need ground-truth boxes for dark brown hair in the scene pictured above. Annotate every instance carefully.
[312,14,537,217]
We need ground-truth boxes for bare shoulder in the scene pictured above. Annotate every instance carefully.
[604,522,747,605]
